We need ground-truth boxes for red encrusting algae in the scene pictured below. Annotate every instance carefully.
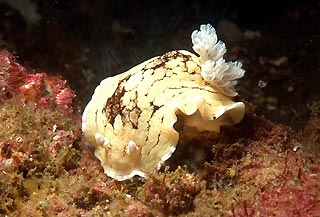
[0,50,76,114]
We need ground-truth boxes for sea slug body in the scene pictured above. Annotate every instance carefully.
[82,24,245,181]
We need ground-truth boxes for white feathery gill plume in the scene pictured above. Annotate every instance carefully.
[191,24,245,96]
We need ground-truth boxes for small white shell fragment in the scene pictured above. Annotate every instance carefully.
[82,24,246,181]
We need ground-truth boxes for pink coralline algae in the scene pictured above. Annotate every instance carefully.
[229,117,320,217]
[0,50,26,99]
[0,50,76,114]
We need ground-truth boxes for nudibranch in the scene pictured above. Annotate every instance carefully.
[82,24,245,181]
